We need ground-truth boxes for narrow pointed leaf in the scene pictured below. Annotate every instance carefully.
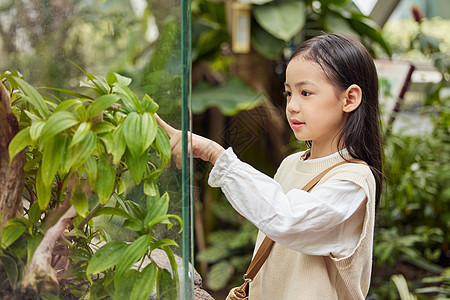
[123,112,142,157]
[130,263,158,300]
[112,125,126,164]
[10,76,50,119]
[87,94,120,119]
[115,235,152,278]
[69,122,92,149]
[92,121,115,134]
[1,224,26,248]
[36,168,52,210]
[54,99,84,113]
[8,127,31,162]
[150,239,178,251]
[145,192,169,225]
[142,112,157,152]
[68,131,97,170]
[43,87,92,100]
[96,155,116,204]
[40,111,79,141]
[85,156,97,189]
[125,150,148,184]
[155,126,171,166]
[72,181,89,217]
[113,82,140,112]
[87,241,128,275]
[41,134,66,185]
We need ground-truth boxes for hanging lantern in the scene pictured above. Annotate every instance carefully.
[232,2,252,53]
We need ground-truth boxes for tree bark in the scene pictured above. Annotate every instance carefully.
[0,82,25,226]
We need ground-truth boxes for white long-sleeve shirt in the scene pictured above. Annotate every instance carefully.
[208,147,367,258]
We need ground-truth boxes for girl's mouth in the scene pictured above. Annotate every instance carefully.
[291,119,305,129]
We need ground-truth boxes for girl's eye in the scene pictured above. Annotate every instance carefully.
[283,91,292,98]
[301,90,311,97]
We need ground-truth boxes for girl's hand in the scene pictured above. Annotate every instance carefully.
[155,114,225,169]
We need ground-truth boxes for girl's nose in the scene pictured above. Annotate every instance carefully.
[287,98,300,113]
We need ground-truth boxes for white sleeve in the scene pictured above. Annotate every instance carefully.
[208,148,366,258]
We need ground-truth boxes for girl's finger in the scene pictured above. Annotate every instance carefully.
[154,113,178,136]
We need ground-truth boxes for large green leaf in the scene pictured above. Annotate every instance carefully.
[157,268,177,300]
[53,99,84,113]
[86,94,120,119]
[141,112,157,153]
[206,260,234,291]
[41,134,66,186]
[251,20,285,59]
[106,72,132,87]
[141,94,159,113]
[123,112,143,158]
[36,168,52,210]
[113,82,140,113]
[8,127,31,162]
[72,181,89,217]
[192,77,265,116]
[1,224,26,248]
[145,192,169,226]
[10,76,50,119]
[96,155,116,205]
[87,241,128,275]
[155,126,171,166]
[125,150,148,184]
[68,131,97,170]
[129,263,158,300]
[29,120,45,142]
[84,155,97,189]
[253,1,305,42]
[111,125,127,164]
[40,111,79,141]
[113,270,139,299]
[115,234,152,278]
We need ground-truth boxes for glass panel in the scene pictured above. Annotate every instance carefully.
[0,0,192,299]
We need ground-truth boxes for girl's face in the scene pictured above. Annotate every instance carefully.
[284,56,347,155]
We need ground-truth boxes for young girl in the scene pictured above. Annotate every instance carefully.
[157,33,382,299]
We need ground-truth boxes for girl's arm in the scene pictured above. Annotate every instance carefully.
[209,148,367,258]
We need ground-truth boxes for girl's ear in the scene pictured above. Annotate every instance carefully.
[341,84,362,113]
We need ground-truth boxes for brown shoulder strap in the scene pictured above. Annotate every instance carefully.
[244,158,366,280]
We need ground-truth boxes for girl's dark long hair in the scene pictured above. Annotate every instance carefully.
[291,33,383,206]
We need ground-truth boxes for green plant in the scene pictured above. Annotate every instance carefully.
[0,67,182,299]
[196,196,258,291]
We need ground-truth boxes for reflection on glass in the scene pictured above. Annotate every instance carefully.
[0,0,192,299]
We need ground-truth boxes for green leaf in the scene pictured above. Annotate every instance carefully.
[155,126,171,166]
[143,179,159,197]
[145,192,169,225]
[27,202,41,223]
[115,234,152,278]
[91,207,133,219]
[53,99,84,113]
[87,241,128,275]
[0,254,19,289]
[36,168,52,210]
[1,224,26,248]
[29,120,45,142]
[150,239,178,251]
[192,77,265,116]
[196,247,229,263]
[111,125,127,164]
[69,122,92,149]
[125,150,148,185]
[251,21,285,59]
[141,94,159,113]
[113,270,139,299]
[141,112,157,152]
[123,112,146,158]
[113,82,141,113]
[10,76,50,119]
[27,234,42,264]
[124,201,146,221]
[147,214,183,233]
[106,72,132,87]
[85,155,97,189]
[253,1,305,42]
[130,263,158,300]
[206,260,234,291]
[43,87,92,100]
[72,181,89,217]
[40,111,79,141]
[92,121,116,134]
[87,94,120,119]
[8,127,31,162]
[68,131,97,170]
[157,268,177,300]
[96,155,116,205]
[41,134,66,185]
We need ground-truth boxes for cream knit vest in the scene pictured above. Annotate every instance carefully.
[248,150,376,300]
